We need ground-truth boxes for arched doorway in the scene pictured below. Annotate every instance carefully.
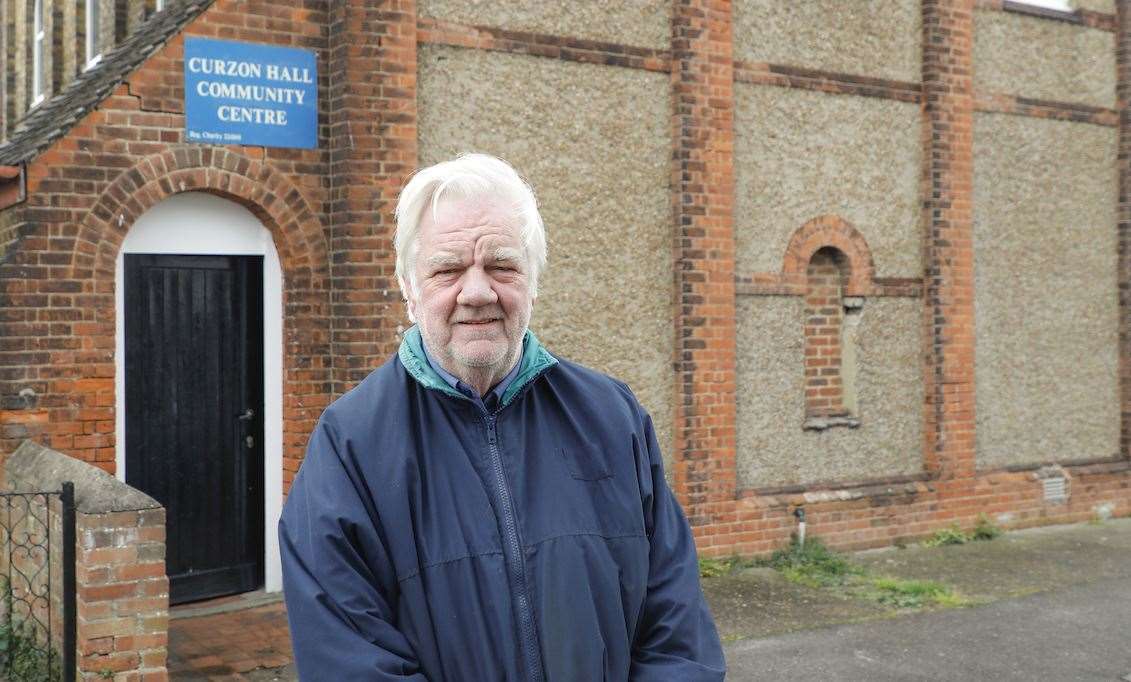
[114,192,284,603]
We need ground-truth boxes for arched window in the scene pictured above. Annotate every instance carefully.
[803,247,861,430]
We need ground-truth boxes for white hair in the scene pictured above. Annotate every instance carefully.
[394,153,547,299]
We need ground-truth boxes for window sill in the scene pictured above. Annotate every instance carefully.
[1001,1,1081,25]
[802,415,860,431]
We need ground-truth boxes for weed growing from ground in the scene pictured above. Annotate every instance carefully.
[972,514,1003,541]
[766,537,861,588]
[0,578,62,682]
[0,619,60,682]
[923,514,1002,547]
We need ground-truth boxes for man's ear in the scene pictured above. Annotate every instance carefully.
[399,277,417,324]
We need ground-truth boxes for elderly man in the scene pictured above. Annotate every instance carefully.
[280,154,725,681]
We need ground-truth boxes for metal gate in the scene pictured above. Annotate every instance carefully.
[0,483,76,682]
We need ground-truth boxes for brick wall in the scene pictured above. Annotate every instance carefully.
[0,0,1127,568]
[0,1,334,484]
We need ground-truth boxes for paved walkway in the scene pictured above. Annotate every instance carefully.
[165,518,1131,680]
[725,576,1131,680]
[168,593,293,680]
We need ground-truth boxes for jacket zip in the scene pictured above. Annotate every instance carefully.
[484,412,545,681]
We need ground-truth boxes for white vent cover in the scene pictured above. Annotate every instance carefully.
[1042,476,1068,503]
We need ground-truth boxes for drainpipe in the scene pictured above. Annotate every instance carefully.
[794,506,806,547]
[0,164,25,209]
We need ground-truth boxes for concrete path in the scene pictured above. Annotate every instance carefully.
[724,576,1131,681]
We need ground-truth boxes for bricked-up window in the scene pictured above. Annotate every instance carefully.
[31,0,44,106]
[85,0,102,69]
[803,247,861,430]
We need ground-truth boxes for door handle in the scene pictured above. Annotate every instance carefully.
[237,408,254,421]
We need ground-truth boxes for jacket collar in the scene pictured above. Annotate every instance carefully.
[398,325,558,407]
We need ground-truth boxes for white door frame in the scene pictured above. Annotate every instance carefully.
[115,191,284,593]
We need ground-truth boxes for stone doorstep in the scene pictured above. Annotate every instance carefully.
[171,589,284,620]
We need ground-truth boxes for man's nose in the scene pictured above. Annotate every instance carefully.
[457,267,498,306]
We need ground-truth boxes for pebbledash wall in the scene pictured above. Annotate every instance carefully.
[0,0,1128,588]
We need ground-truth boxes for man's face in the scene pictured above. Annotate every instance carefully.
[407,197,535,386]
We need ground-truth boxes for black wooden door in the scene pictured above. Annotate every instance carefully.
[124,254,264,604]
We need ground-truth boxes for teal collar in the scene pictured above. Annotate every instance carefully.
[398,326,558,408]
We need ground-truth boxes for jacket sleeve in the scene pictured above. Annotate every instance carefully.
[279,416,428,681]
[629,414,727,681]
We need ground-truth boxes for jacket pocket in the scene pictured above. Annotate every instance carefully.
[559,447,612,481]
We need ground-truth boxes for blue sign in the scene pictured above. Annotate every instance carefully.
[184,38,317,149]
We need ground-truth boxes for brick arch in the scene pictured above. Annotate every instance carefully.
[50,146,330,474]
[782,215,876,297]
[75,147,327,283]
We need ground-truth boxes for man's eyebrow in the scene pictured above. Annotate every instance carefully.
[423,253,464,270]
[491,247,524,264]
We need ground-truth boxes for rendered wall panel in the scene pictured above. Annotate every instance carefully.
[418,45,675,462]
[974,10,1115,108]
[419,0,671,49]
[734,85,921,278]
[733,0,921,83]
[973,113,1119,469]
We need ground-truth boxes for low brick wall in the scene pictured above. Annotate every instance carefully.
[5,441,168,681]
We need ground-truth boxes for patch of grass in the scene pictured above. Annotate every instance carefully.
[922,524,971,547]
[765,536,972,611]
[698,557,734,578]
[698,555,757,578]
[865,576,970,609]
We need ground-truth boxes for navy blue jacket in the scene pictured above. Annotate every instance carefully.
[280,327,725,681]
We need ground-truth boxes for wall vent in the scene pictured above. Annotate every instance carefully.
[1042,476,1068,504]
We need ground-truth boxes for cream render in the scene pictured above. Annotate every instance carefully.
[1073,0,1115,10]
[732,0,921,83]
[734,84,922,278]
[418,0,672,49]
[973,113,1120,469]
[973,10,1115,108]
[417,45,675,463]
